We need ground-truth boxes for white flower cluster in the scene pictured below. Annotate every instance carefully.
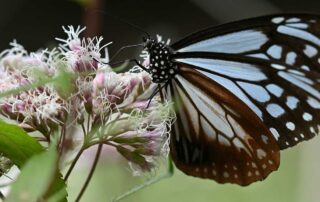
[0,26,175,174]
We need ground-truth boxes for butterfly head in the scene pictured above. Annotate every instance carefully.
[143,37,178,83]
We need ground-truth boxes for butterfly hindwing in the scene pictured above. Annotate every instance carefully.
[165,65,280,185]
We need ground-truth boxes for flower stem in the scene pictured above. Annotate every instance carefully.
[87,115,91,133]
[64,119,88,181]
[75,143,103,202]
[58,125,66,154]
[64,148,84,181]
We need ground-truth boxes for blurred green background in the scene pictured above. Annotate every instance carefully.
[66,137,320,202]
[1,0,320,201]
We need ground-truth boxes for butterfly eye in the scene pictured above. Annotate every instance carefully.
[142,38,151,48]
[143,38,156,51]
[142,36,148,43]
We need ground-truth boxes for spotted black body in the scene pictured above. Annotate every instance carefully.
[144,39,178,83]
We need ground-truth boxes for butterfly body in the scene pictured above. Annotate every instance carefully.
[140,14,320,186]
[144,39,178,83]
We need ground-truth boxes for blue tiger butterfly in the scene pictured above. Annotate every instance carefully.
[135,14,320,185]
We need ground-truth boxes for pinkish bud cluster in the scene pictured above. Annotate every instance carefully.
[0,26,175,175]
[0,43,67,134]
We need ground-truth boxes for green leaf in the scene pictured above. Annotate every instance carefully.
[53,68,75,99]
[0,120,44,167]
[5,146,67,202]
[47,187,68,202]
[44,172,67,202]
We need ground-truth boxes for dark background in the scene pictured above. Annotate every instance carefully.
[1,0,320,60]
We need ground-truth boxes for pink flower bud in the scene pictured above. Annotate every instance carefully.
[68,39,82,51]
[93,72,105,92]
[73,58,98,73]
[142,56,150,67]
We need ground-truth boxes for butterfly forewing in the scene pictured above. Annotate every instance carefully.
[173,14,320,65]
[171,14,320,149]
[165,65,280,185]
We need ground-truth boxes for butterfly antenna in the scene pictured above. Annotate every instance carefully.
[110,43,144,62]
[87,9,151,39]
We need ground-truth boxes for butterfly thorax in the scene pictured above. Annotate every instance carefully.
[144,39,178,83]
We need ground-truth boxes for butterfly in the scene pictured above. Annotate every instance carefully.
[136,14,320,186]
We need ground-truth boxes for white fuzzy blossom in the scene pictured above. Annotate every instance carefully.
[0,26,175,174]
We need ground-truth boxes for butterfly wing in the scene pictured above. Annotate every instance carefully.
[164,65,280,185]
[172,13,320,71]
[171,14,320,149]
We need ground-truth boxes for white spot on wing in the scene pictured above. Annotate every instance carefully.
[270,128,280,140]
[271,63,286,70]
[277,25,320,46]
[285,52,297,65]
[307,97,320,109]
[261,135,269,144]
[257,149,267,159]
[212,169,217,176]
[272,17,284,24]
[301,65,310,71]
[304,45,318,58]
[286,17,301,23]
[238,82,271,102]
[286,96,299,109]
[267,45,282,59]
[266,84,284,97]
[252,162,257,168]
[266,103,285,118]
[286,122,295,131]
[303,112,313,121]
[223,172,229,178]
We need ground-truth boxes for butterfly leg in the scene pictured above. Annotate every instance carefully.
[112,157,174,202]
[106,59,148,73]
[146,83,169,108]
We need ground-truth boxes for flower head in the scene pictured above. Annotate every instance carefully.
[0,26,176,176]
[56,26,111,73]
